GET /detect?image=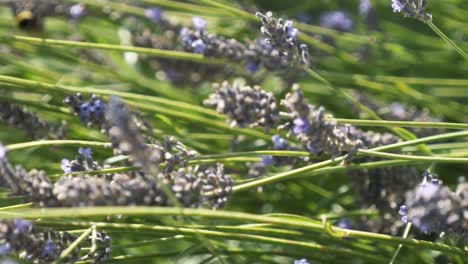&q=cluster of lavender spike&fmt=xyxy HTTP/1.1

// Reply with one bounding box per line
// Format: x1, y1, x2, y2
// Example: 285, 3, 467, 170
63, 94, 233, 208
0, 218, 110, 263
132, 10, 310, 84
9, 0, 86, 30
399, 172, 466, 237
0, 102, 67, 139
132, 11, 236, 85
0, 143, 231, 209
204, 81, 426, 233
391, 0, 432, 22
